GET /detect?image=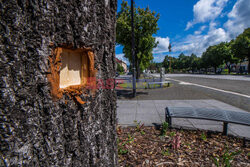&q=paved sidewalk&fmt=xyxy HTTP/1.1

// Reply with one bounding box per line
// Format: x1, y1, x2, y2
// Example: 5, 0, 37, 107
117, 99, 250, 139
